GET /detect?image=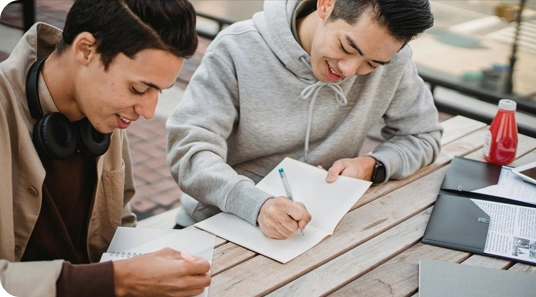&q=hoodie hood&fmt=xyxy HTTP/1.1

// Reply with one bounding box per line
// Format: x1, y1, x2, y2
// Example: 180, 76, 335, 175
253, 0, 317, 83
